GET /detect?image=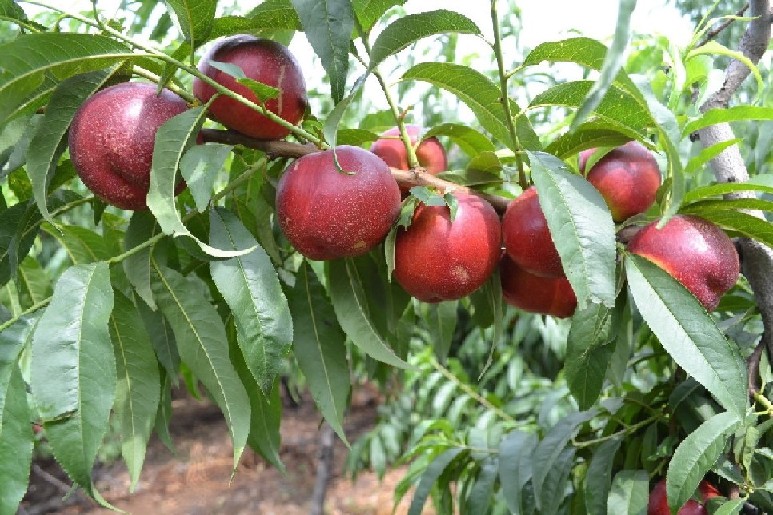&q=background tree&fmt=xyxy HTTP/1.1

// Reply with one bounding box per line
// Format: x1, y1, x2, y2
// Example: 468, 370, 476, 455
0, 0, 771, 513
